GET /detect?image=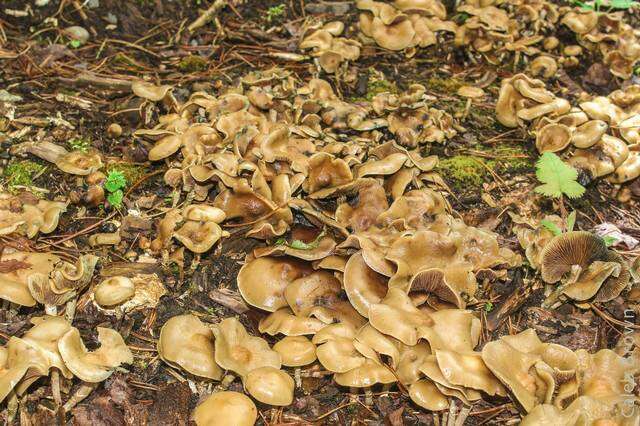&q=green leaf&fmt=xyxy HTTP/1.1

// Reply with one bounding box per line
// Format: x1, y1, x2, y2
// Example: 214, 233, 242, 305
603, 235, 617, 247
104, 170, 127, 192
540, 219, 562, 236
609, 0, 638, 9
278, 231, 325, 250
566, 210, 577, 232
69, 39, 82, 48
484, 301, 494, 312
535, 153, 586, 199
107, 189, 123, 207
